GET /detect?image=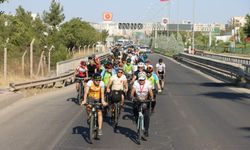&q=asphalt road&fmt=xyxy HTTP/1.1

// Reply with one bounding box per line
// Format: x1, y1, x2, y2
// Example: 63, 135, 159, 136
1, 53, 250, 150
